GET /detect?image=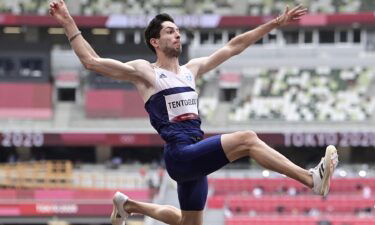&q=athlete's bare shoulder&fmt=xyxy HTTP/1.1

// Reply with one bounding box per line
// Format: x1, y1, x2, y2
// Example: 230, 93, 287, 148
184, 57, 207, 78
126, 59, 155, 81
127, 59, 153, 71
125, 59, 156, 101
